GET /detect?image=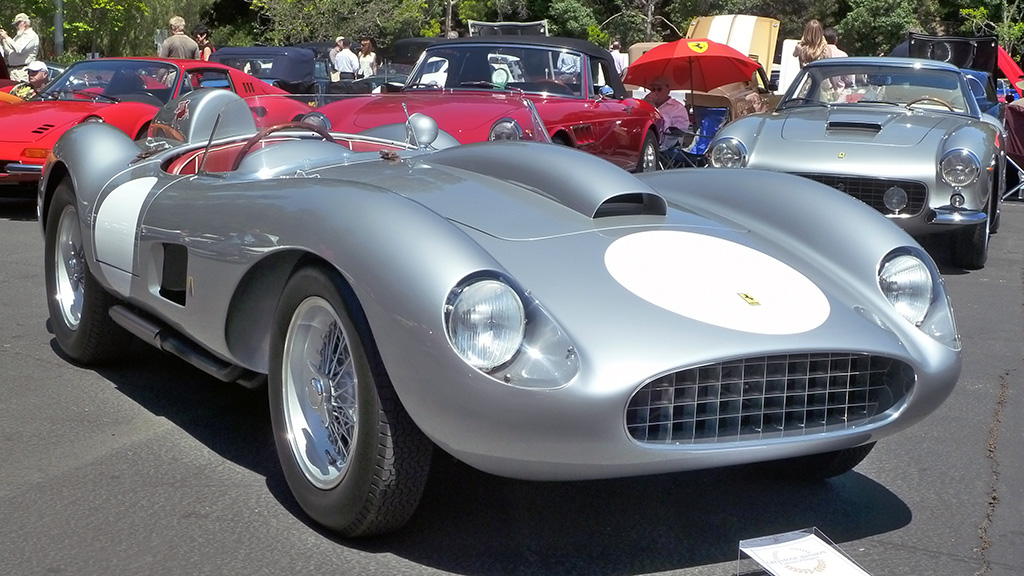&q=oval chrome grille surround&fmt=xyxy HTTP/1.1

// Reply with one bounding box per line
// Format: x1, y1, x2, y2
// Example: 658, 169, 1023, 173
626, 353, 914, 445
